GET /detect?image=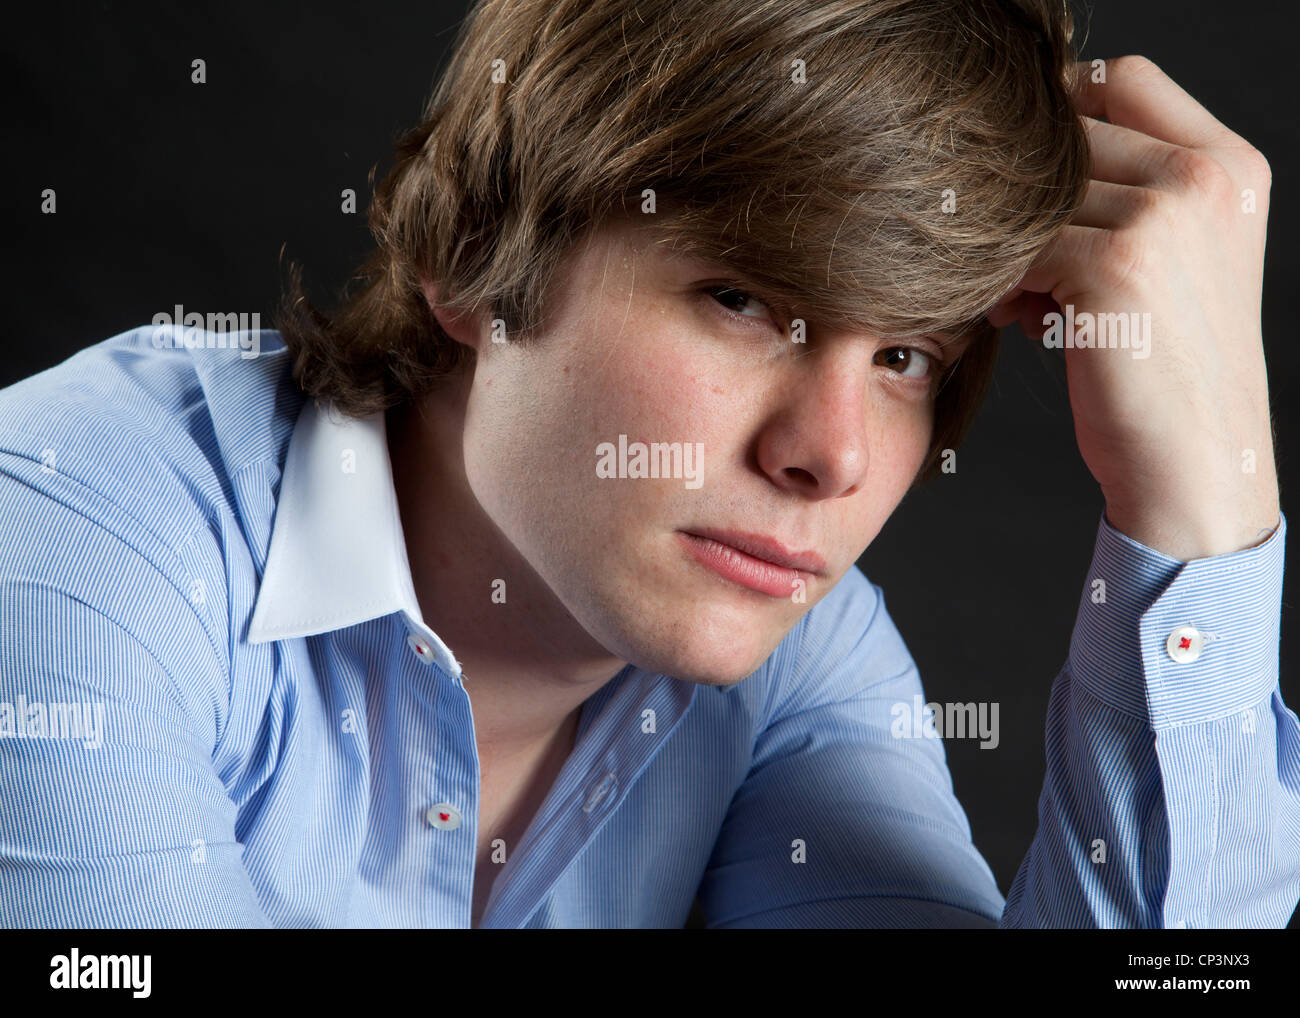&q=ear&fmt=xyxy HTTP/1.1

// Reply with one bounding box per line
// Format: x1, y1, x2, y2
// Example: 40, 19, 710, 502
419, 274, 486, 353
